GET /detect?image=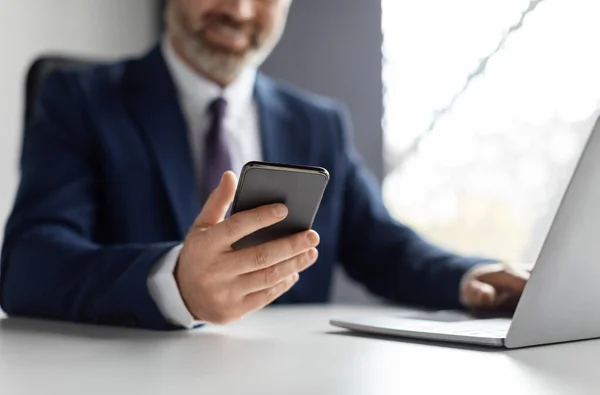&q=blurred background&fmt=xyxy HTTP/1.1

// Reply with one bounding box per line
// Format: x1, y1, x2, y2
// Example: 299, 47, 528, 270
1, 0, 598, 304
